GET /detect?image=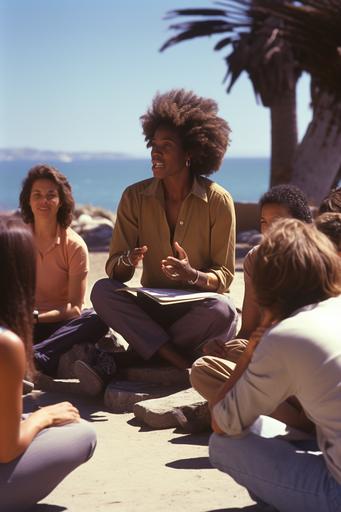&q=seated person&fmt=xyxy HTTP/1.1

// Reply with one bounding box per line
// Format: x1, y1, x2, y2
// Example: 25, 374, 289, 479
76, 89, 238, 395
0, 216, 96, 512
19, 164, 108, 377
197, 184, 312, 371
208, 218, 341, 511
315, 212, 341, 256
